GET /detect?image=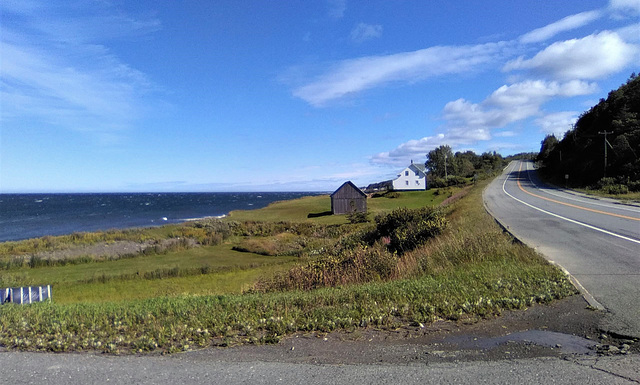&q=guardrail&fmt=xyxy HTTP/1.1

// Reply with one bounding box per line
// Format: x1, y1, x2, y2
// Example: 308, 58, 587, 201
1, 285, 51, 305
